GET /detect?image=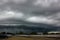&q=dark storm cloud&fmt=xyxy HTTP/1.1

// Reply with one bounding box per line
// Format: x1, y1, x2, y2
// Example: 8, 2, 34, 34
0, 0, 60, 26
